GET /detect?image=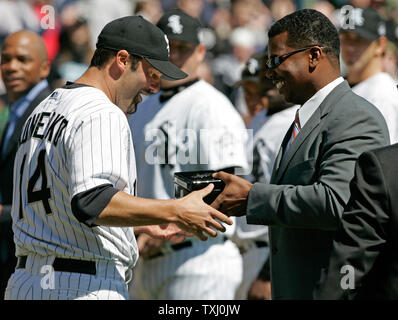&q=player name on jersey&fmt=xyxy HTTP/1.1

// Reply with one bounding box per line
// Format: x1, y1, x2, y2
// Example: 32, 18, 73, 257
19, 111, 68, 146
